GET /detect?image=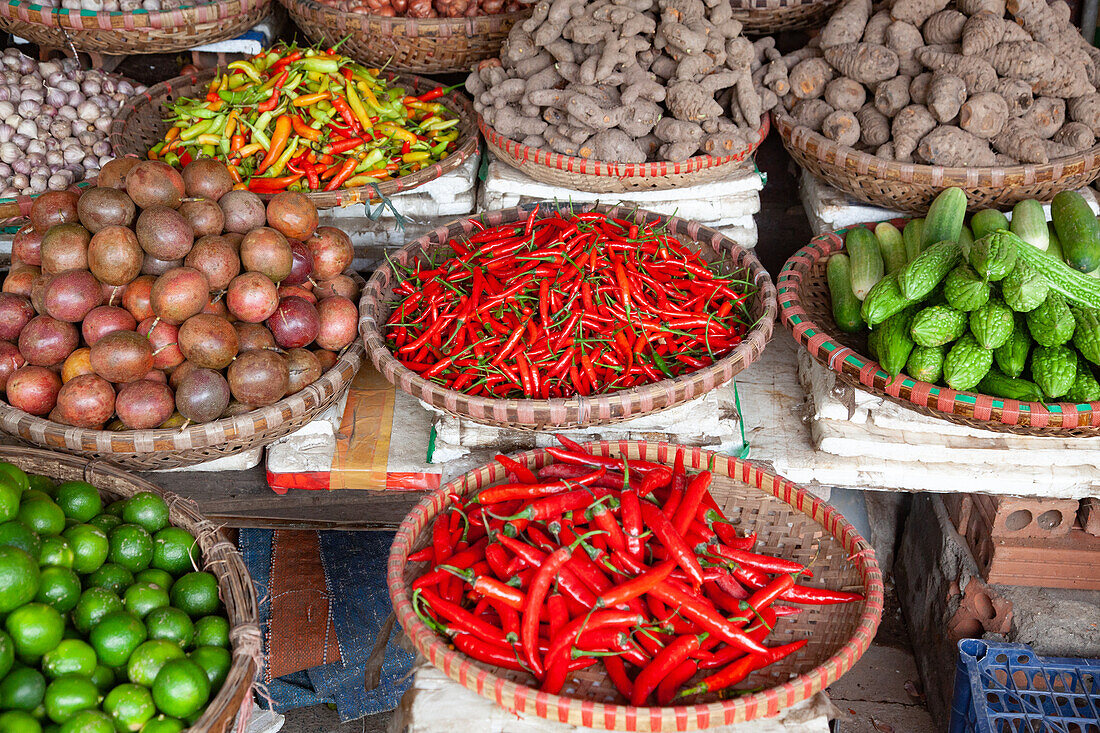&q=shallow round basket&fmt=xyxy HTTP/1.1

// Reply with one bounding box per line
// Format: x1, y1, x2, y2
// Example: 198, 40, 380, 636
388, 441, 885, 731
481, 115, 770, 194
779, 222, 1100, 436
0, 181, 92, 229
359, 202, 776, 429
730, 0, 840, 32
0, 445, 259, 732
279, 0, 528, 74
0, 0, 269, 54
0, 273, 365, 470
773, 109, 1100, 214
109, 68, 479, 208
